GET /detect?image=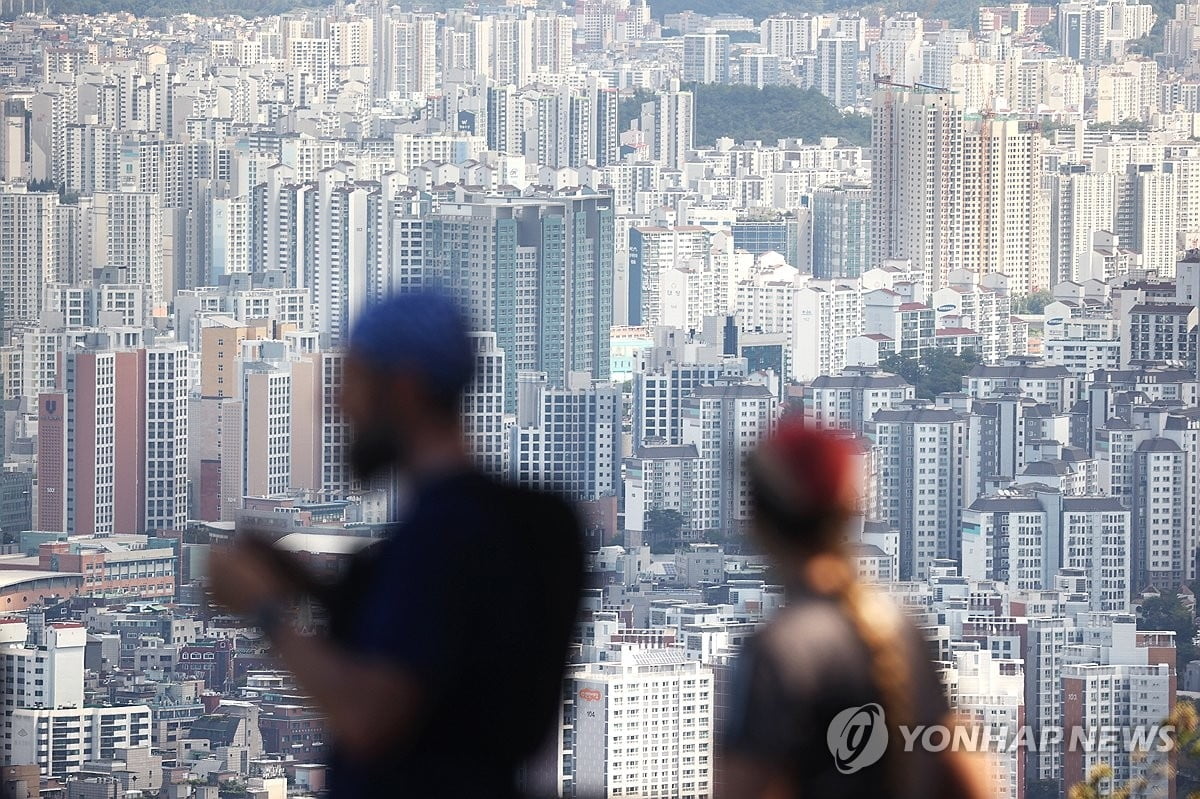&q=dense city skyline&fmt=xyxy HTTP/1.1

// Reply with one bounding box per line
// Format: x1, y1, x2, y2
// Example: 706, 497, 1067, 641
1, 0, 1200, 796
